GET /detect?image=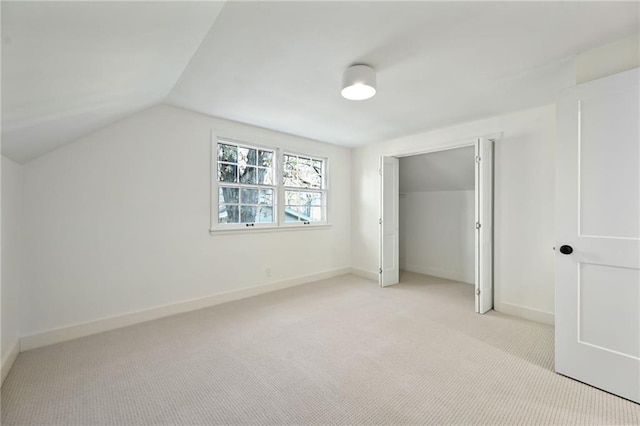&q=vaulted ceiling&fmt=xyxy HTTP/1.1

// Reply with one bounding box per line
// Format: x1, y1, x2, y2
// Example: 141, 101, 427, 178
2, 1, 639, 163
